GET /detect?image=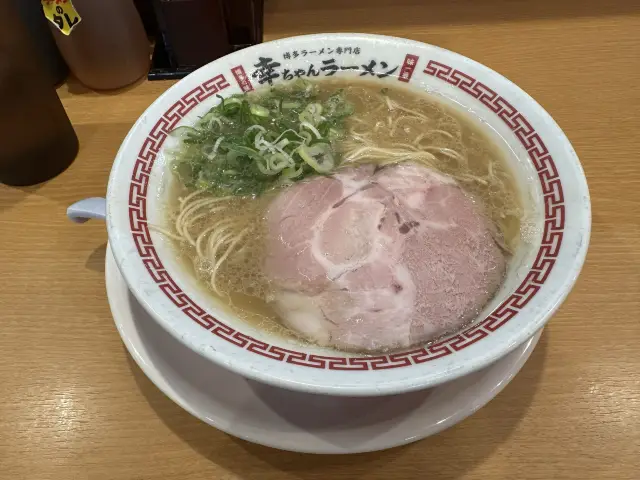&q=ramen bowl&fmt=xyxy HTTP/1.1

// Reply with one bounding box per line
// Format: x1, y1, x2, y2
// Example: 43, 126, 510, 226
104, 33, 590, 396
